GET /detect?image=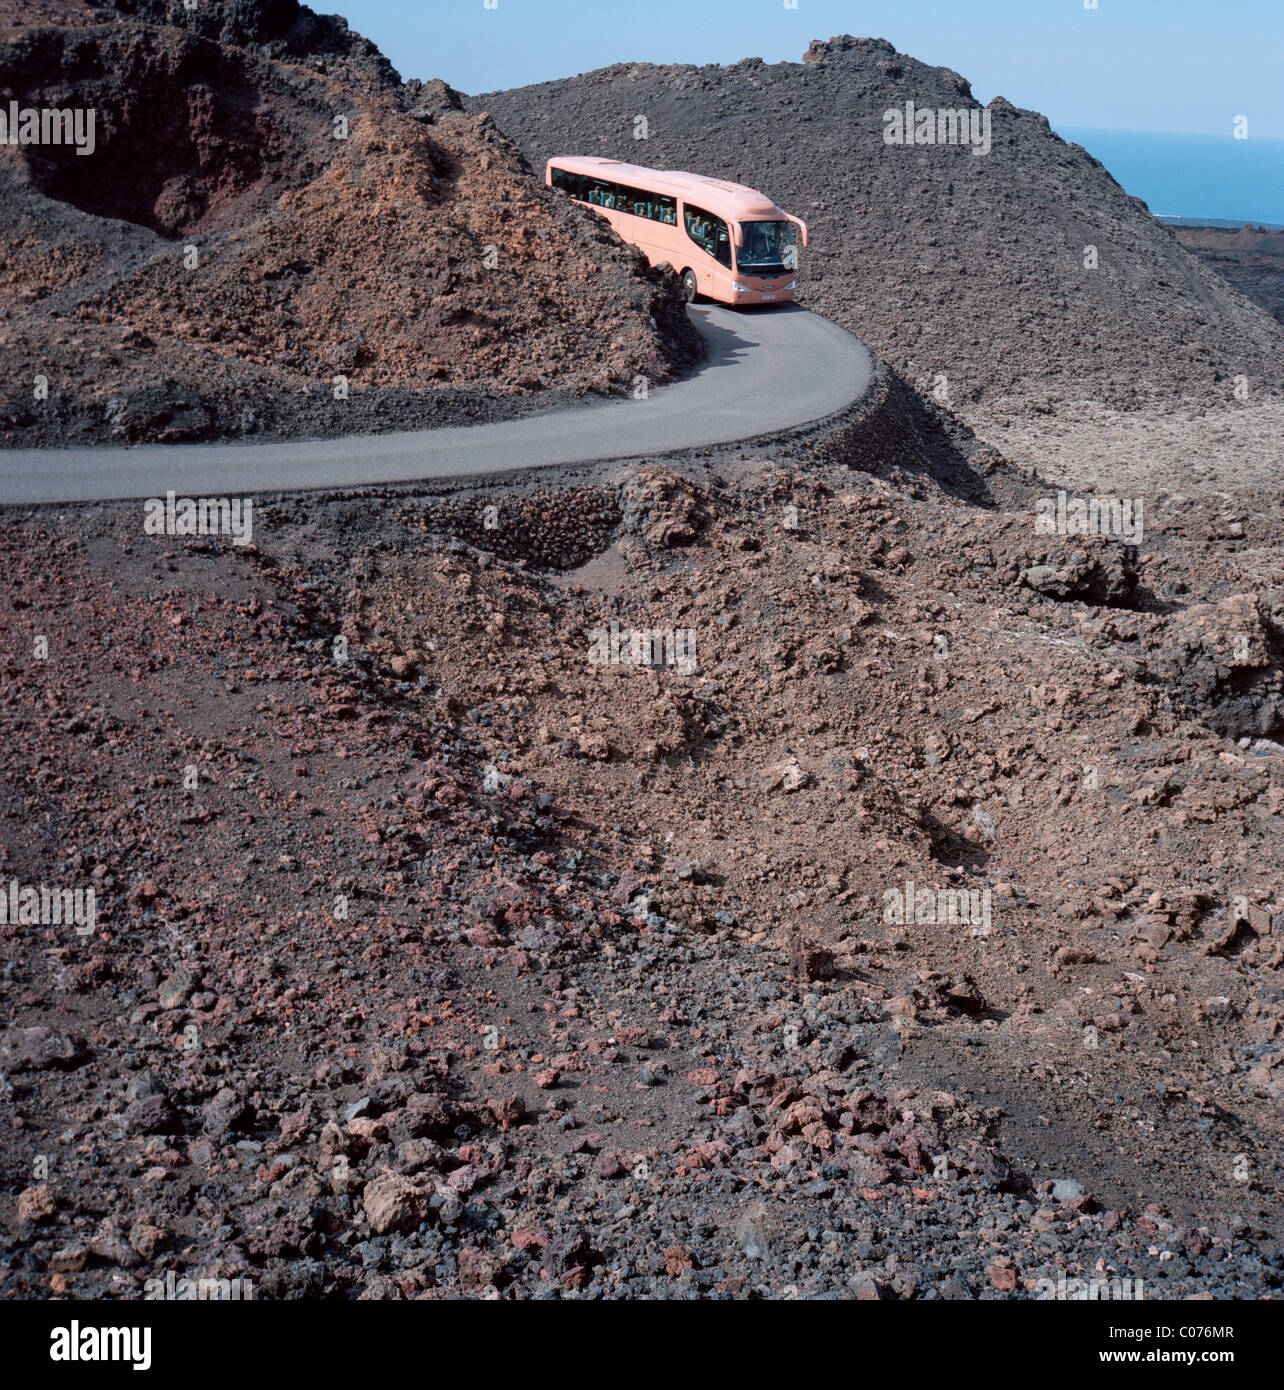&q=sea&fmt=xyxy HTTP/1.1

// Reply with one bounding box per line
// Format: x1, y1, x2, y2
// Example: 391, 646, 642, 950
1056, 126, 1284, 230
